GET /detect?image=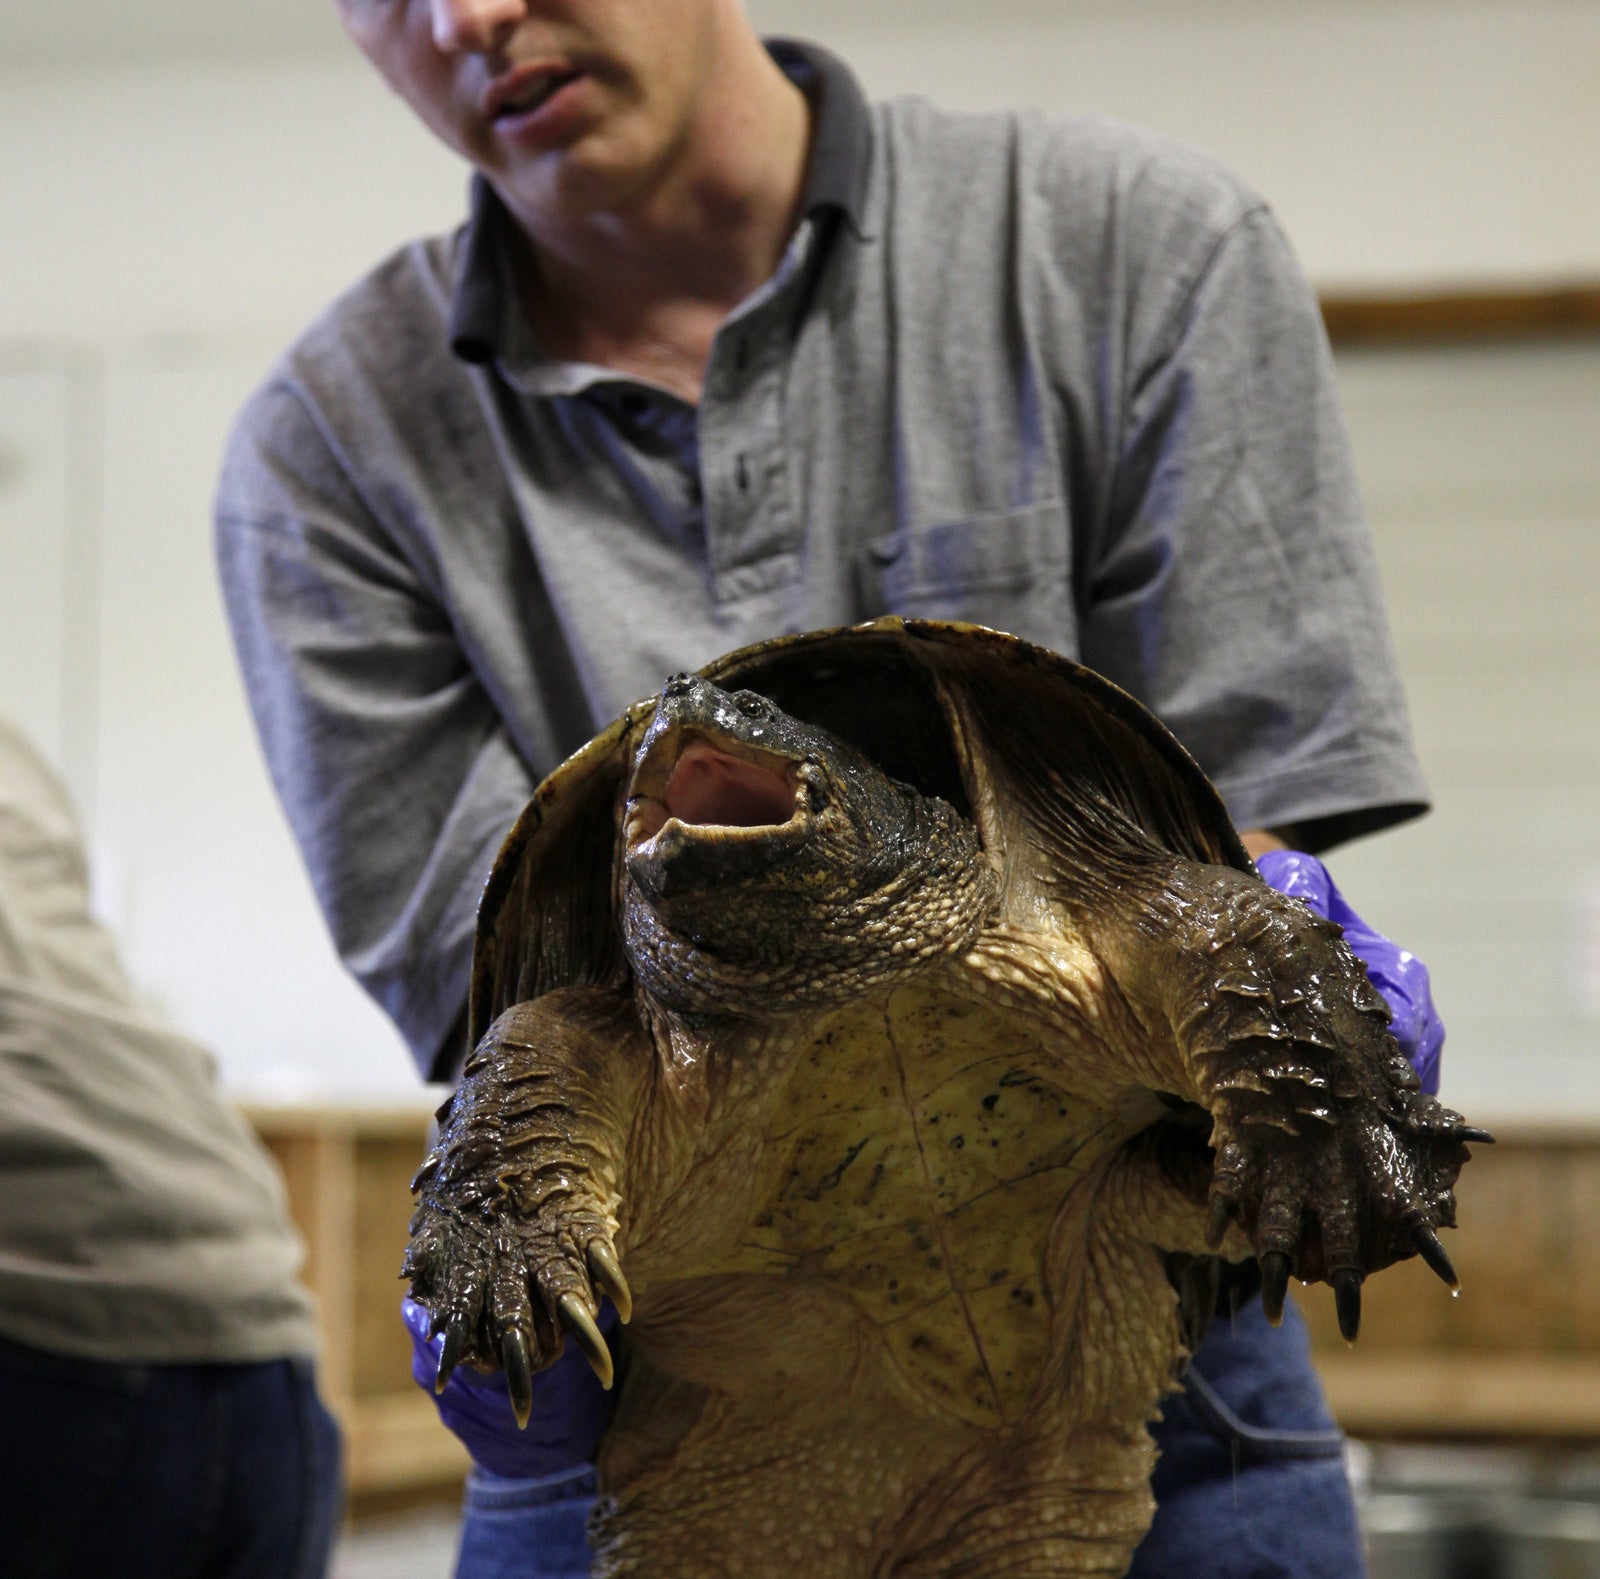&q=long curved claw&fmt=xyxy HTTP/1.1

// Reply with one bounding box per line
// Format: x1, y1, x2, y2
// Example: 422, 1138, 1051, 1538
558, 1294, 615, 1390
502, 1329, 534, 1429
1178, 1256, 1222, 1353
1260, 1251, 1292, 1326
1205, 1192, 1236, 1252
1411, 1222, 1459, 1290
1456, 1127, 1496, 1145
587, 1240, 633, 1324
1332, 1268, 1363, 1342
435, 1316, 469, 1395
